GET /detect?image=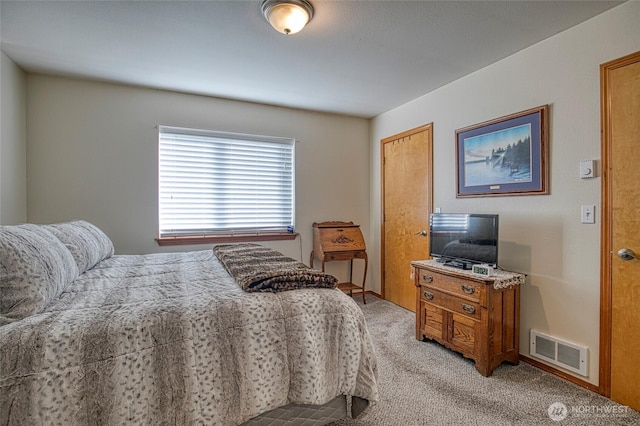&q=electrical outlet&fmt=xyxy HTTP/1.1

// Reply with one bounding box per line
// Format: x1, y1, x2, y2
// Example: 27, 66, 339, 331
581, 205, 595, 224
